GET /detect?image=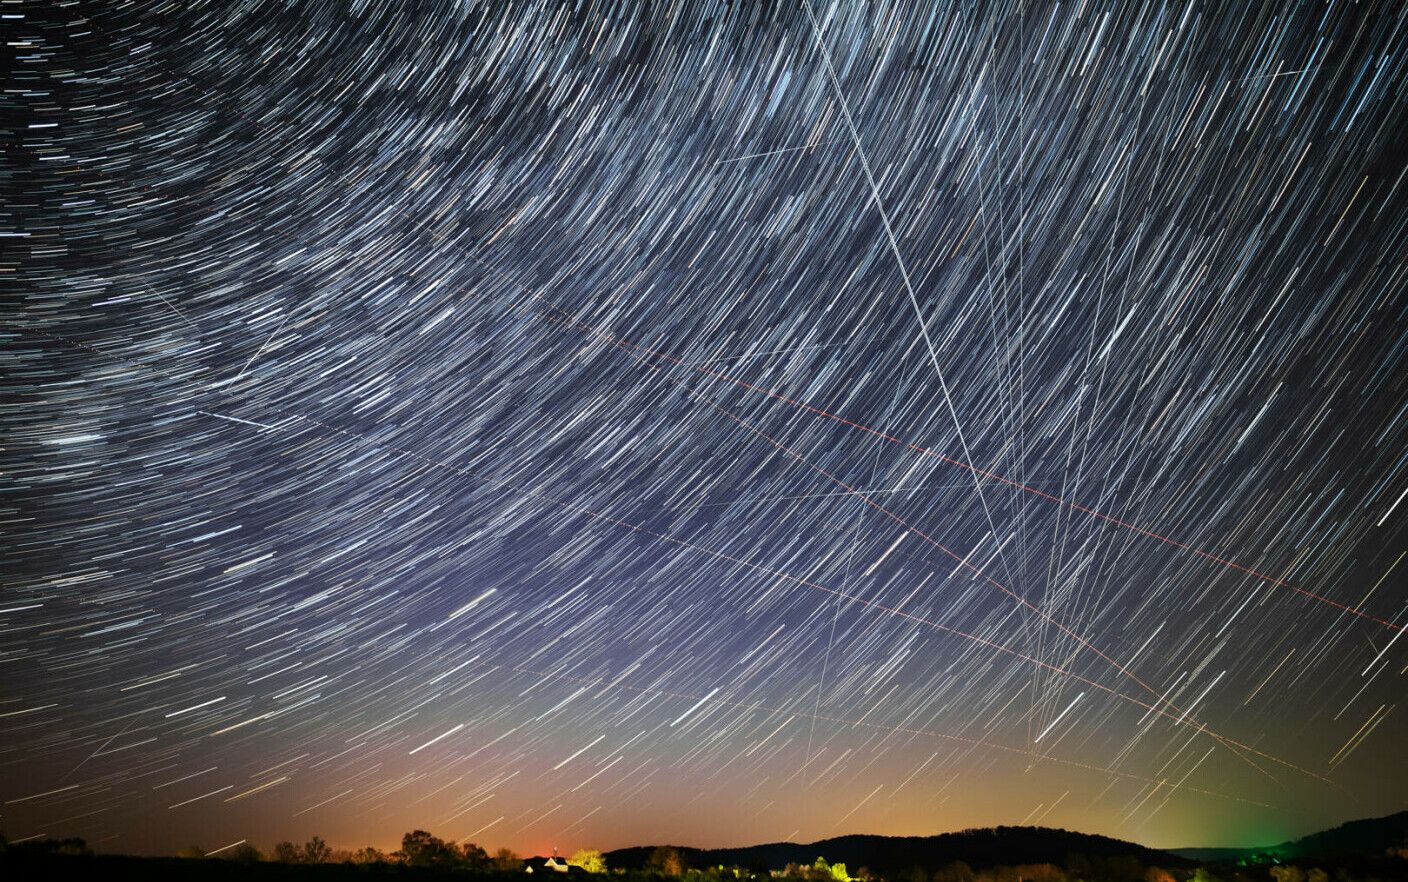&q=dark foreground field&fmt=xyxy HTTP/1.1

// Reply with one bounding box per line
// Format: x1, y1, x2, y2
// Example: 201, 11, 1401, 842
1, 852, 524, 881
4, 850, 1408, 882
6, 814, 1408, 882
